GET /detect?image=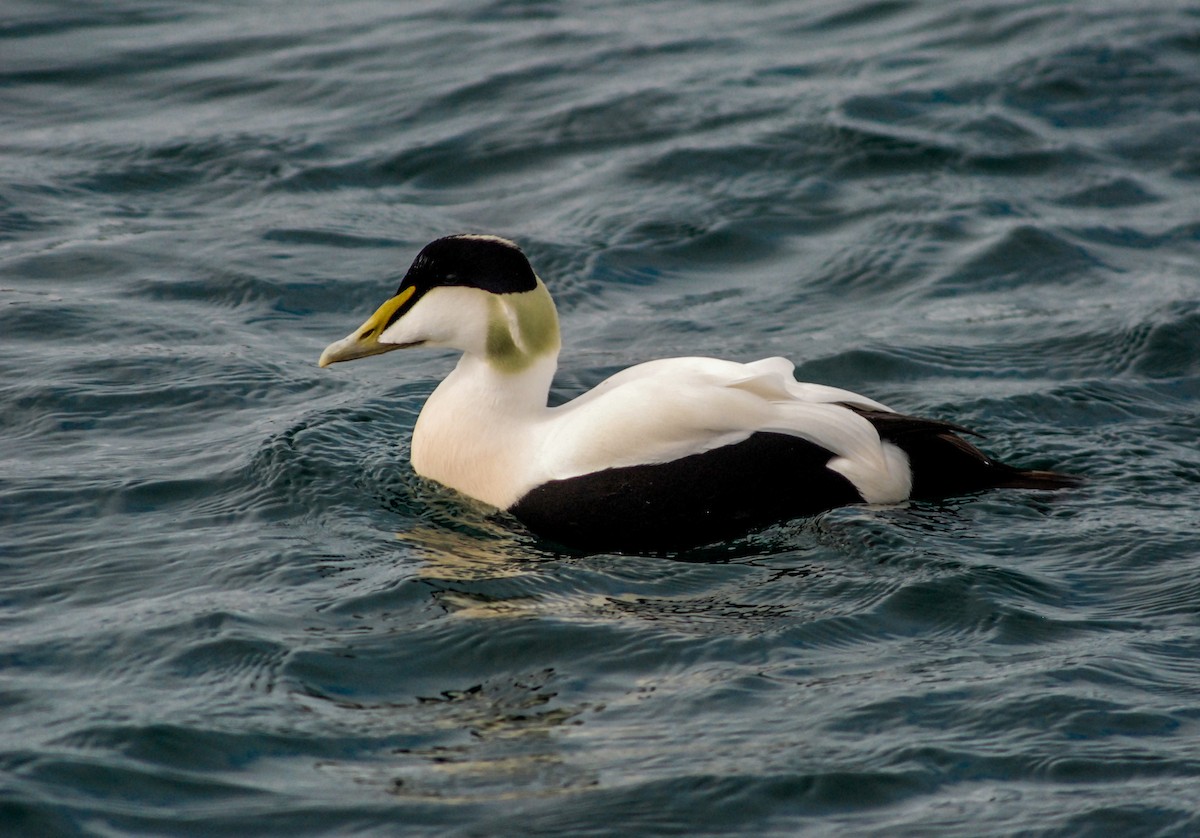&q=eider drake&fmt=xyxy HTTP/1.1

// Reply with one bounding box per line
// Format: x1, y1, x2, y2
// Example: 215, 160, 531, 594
319, 235, 1079, 552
